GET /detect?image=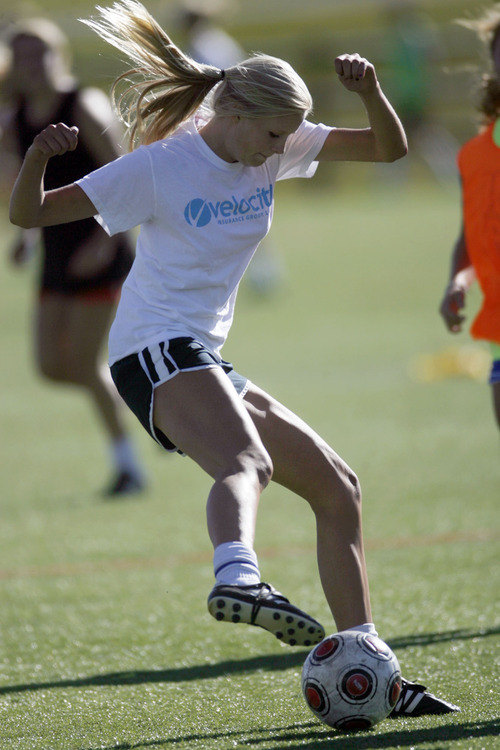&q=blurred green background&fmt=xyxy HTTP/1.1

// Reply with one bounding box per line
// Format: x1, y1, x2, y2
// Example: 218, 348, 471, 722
1, 2, 499, 748
0, 0, 487, 146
